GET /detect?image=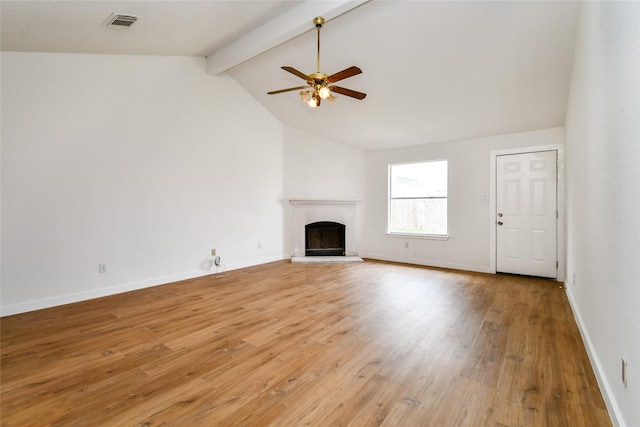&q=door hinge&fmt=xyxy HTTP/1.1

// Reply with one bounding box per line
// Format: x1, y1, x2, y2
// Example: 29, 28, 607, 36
556, 260, 559, 269
556, 210, 559, 219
